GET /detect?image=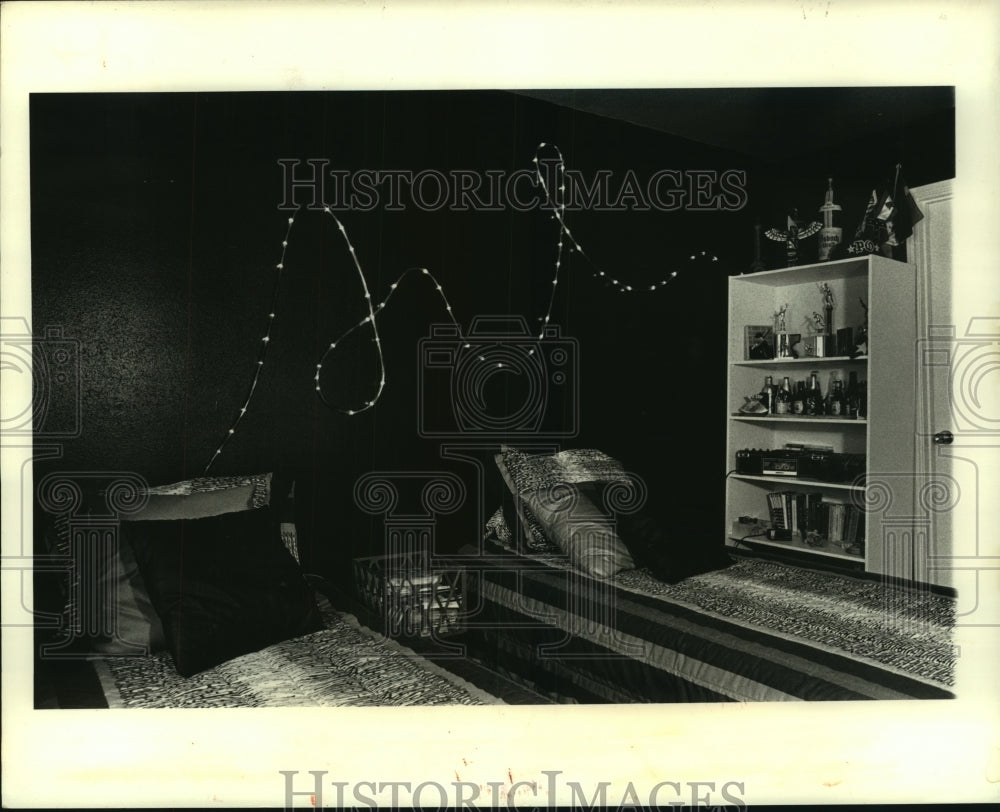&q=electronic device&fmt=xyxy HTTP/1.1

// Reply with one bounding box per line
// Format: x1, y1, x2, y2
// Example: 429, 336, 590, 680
735, 447, 866, 483
762, 450, 801, 476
